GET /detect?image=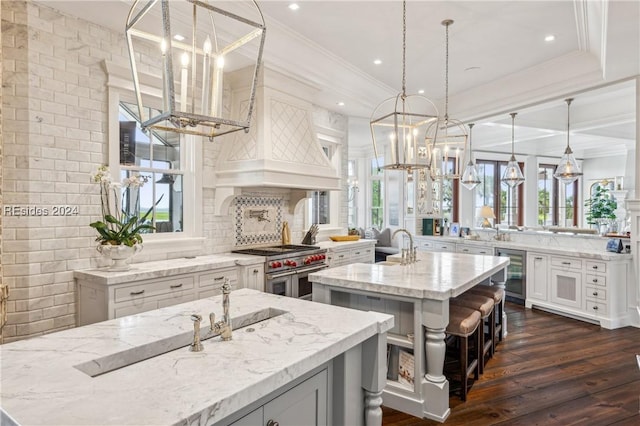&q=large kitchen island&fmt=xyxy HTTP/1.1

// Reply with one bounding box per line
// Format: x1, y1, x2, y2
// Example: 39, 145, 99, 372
310, 251, 510, 422
1, 289, 393, 426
